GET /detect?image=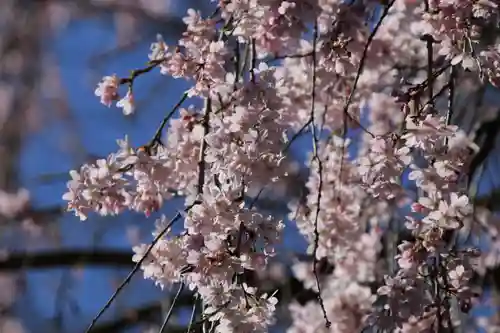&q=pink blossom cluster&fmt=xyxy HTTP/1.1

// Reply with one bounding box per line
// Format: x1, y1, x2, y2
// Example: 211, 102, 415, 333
95, 75, 136, 115
424, 0, 499, 74
63, 0, 500, 331
62, 128, 200, 220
